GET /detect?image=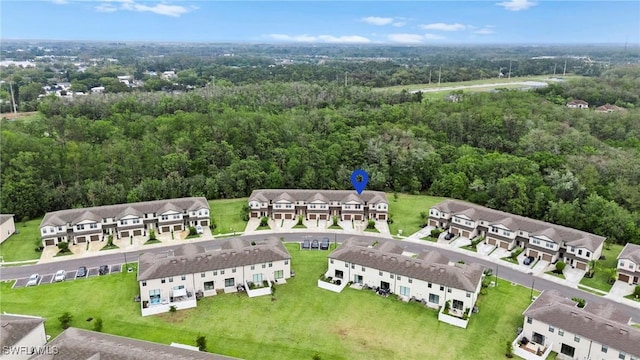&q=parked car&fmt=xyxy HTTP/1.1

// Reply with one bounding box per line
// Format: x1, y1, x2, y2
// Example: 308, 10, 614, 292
54, 270, 66, 282
302, 239, 310, 249
196, 225, 204, 234
320, 238, 330, 250
26, 274, 40, 287
444, 232, 455, 240
311, 239, 319, 249
76, 266, 87, 278
99, 265, 109, 275
523, 256, 534, 266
